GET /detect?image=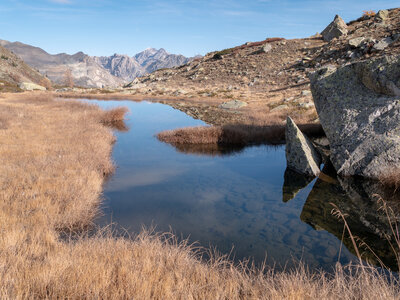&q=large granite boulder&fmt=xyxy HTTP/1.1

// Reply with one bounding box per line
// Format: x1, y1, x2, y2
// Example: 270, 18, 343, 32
285, 117, 321, 176
321, 15, 348, 42
309, 55, 400, 179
